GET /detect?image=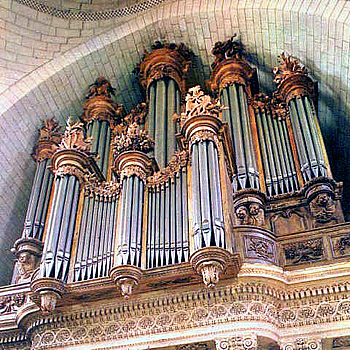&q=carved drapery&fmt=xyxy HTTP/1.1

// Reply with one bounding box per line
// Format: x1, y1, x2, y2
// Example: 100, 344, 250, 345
209, 37, 259, 191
